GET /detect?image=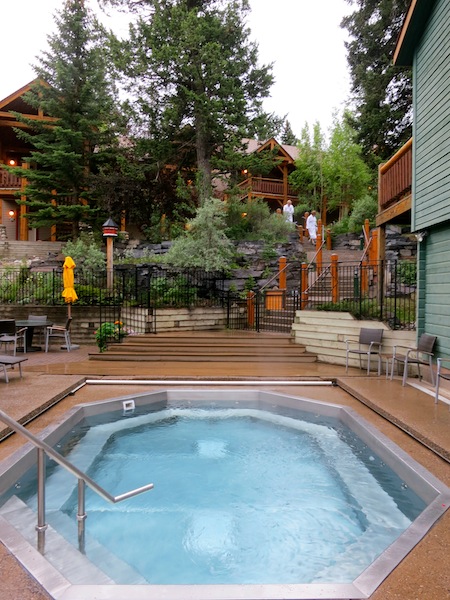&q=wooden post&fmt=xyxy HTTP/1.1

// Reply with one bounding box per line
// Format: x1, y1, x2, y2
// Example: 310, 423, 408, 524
19, 162, 29, 241
316, 229, 322, 275
279, 256, 287, 290
331, 254, 339, 303
361, 258, 369, 295
301, 262, 308, 309
370, 228, 379, 275
102, 218, 118, 291
326, 229, 332, 250
51, 192, 57, 242
106, 237, 114, 290
247, 291, 255, 327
